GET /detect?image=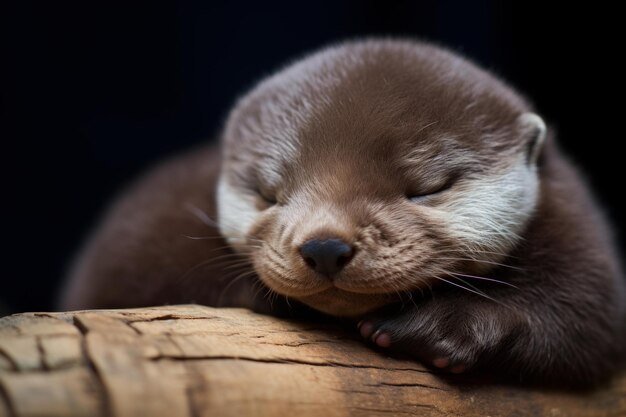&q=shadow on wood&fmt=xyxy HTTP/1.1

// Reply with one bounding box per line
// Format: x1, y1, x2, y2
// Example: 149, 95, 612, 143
0, 305, 624, 417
